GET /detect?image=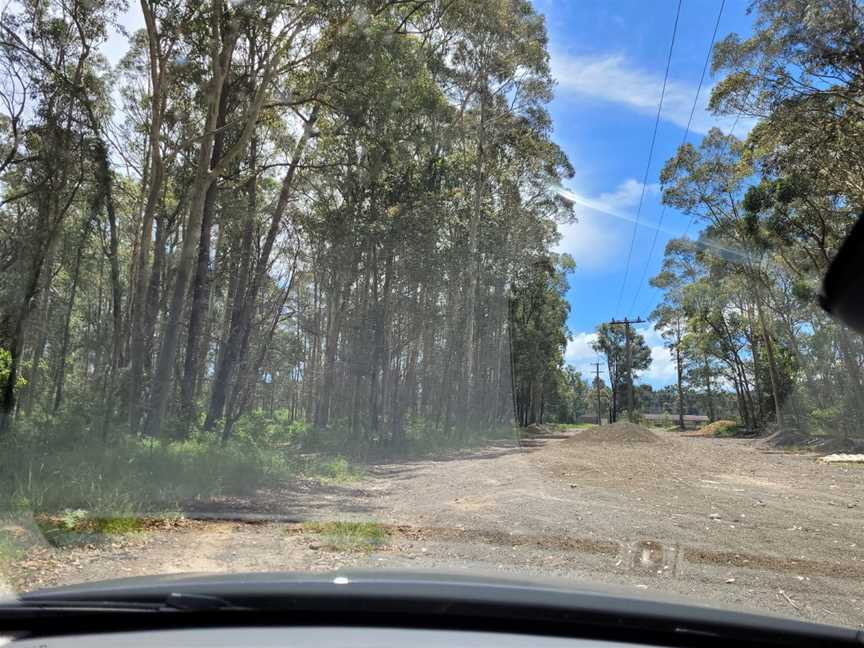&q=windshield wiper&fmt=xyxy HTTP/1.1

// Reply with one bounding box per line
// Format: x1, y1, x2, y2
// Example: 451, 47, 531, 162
1, 592, 241, 613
